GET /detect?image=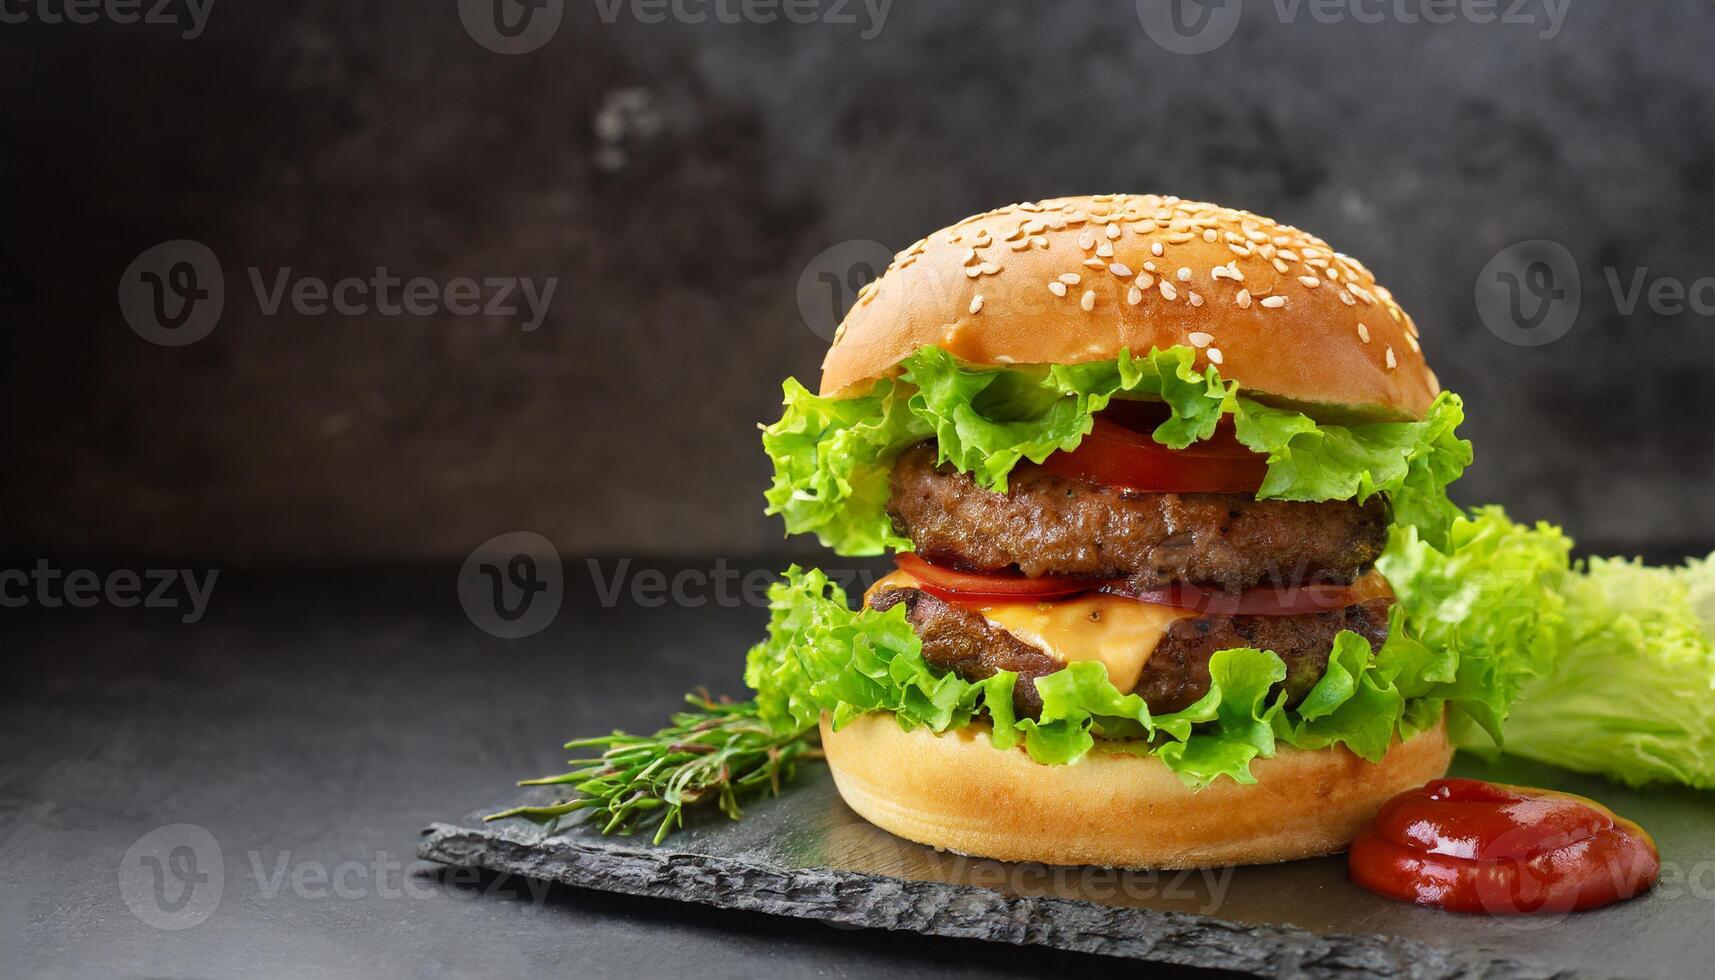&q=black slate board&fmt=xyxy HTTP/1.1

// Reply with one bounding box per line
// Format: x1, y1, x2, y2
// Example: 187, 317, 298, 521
420, 753, 1715, 979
